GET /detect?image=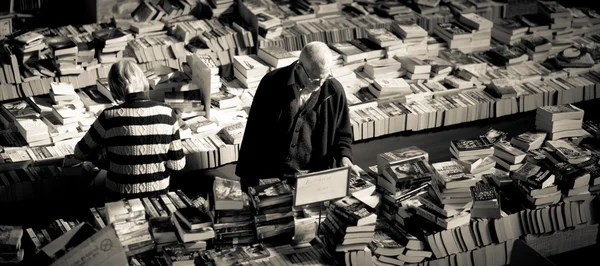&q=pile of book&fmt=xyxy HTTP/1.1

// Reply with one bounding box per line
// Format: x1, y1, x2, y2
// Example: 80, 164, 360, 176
188, 54, 222, 95
536, 104, 586, 140
45, 36, 81, 75
105, 198, 154, 256
232, 55, 270, 89
319, 196, 378, 260
92, 28, 131, 64
210, 177, 257, 246
0, 225, 24, 264
249, 180, 295, 242
469, 182, 501, 219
